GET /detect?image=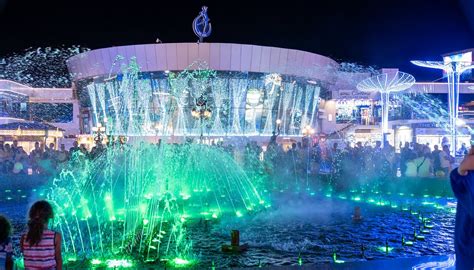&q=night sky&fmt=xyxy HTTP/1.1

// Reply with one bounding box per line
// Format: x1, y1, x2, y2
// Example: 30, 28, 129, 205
0, 0, 473, 81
